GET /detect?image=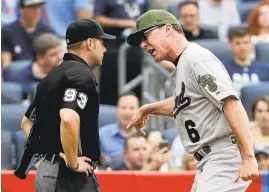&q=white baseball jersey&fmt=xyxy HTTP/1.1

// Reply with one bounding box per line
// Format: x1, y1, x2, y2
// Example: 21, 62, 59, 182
171, 42, 239, 154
